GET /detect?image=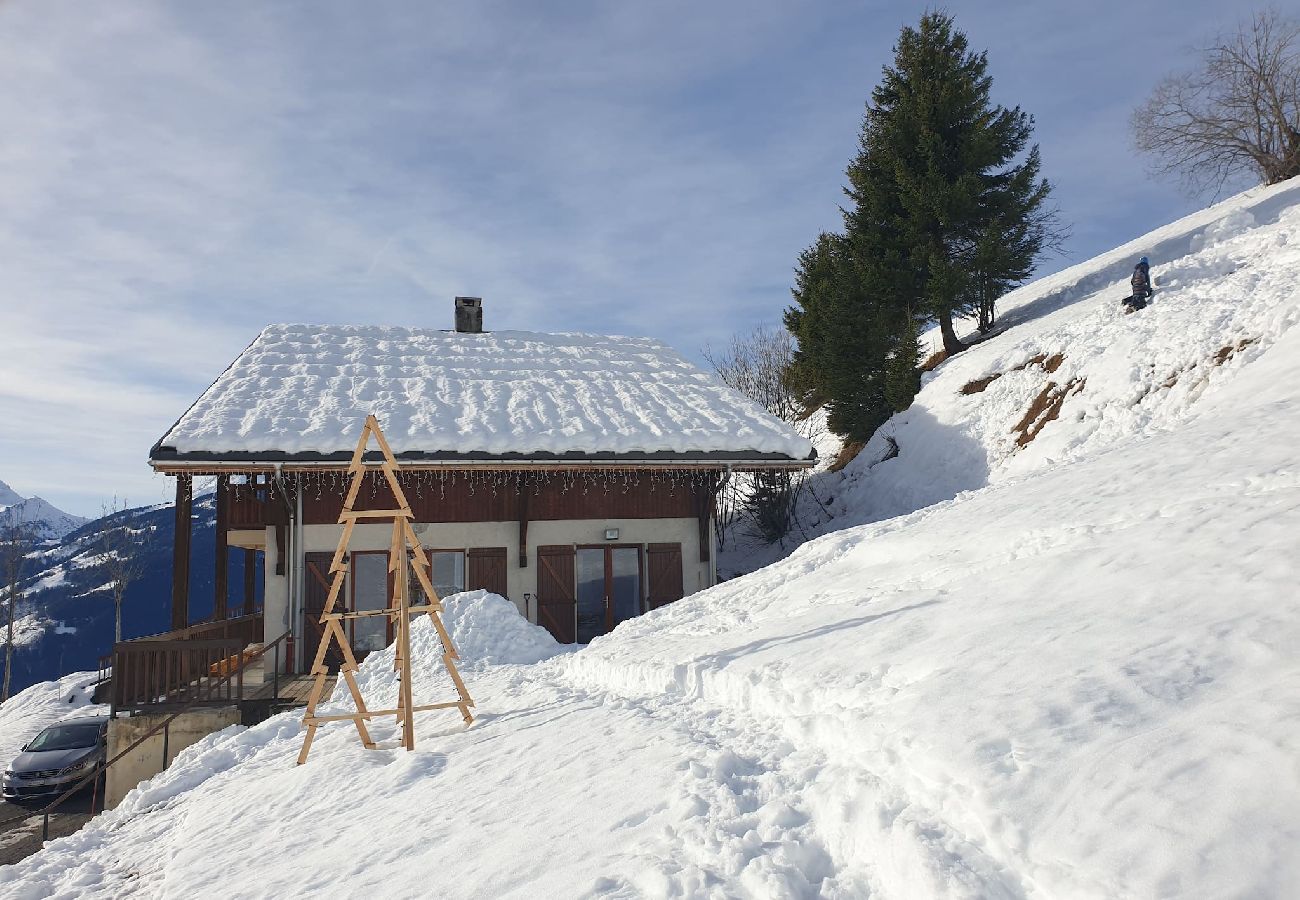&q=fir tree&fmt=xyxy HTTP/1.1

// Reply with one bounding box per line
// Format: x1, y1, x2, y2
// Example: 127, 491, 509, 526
884, 308, 922, 413
785, 12, 1058, 443
784, 233, 897, 442
869, 12, 1055, 355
